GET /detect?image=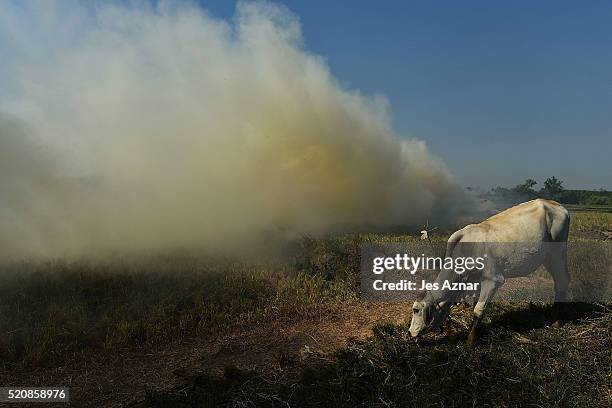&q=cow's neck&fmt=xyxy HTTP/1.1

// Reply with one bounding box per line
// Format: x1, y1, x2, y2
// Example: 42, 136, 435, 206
424, 268, 463, 306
